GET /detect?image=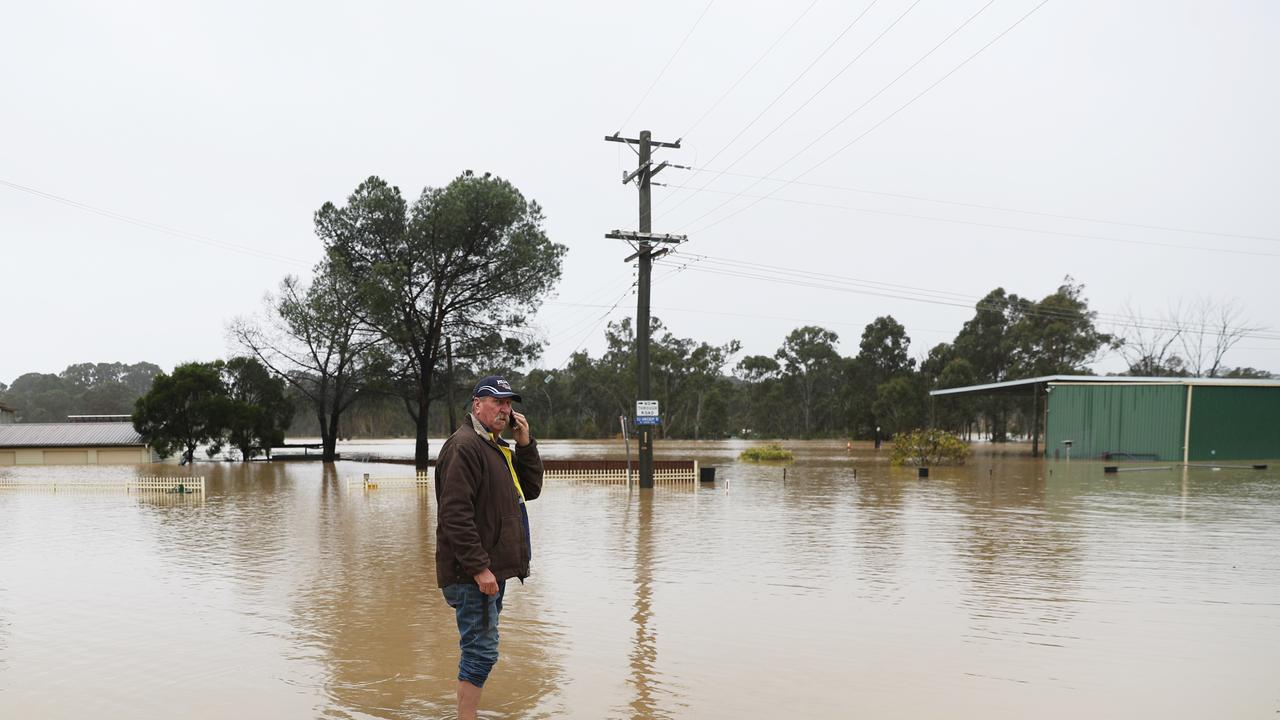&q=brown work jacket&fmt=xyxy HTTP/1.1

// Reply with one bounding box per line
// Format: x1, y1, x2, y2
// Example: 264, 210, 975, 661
434, 415, 543, 587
